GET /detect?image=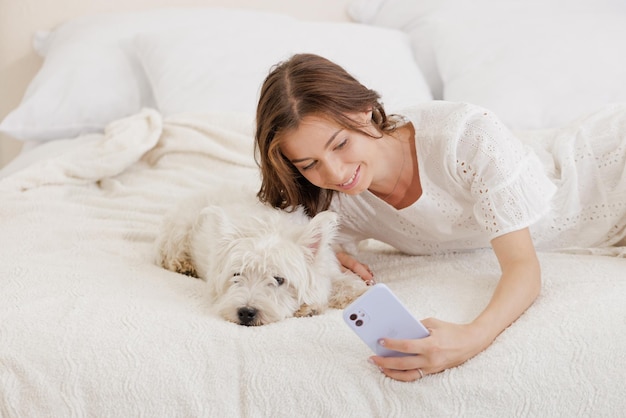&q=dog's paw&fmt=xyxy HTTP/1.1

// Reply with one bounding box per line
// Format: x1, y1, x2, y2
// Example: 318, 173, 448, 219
328, 272, 369, 309
328, 287, 368, 309
158, 253, 198, 278
294, 304, 326, 317
174, 260, 199, 278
